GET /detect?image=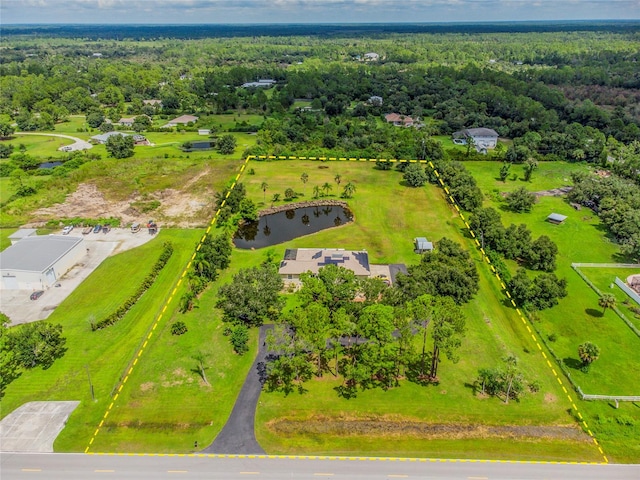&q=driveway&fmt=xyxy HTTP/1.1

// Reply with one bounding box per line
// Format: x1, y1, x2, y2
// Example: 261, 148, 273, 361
15, 132, 93, 152
0, 228, 156, 326
204, 325, 271, 454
